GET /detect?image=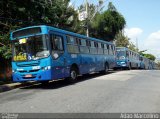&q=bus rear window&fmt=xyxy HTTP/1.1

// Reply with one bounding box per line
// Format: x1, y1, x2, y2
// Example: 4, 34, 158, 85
12, 27, 41, 39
